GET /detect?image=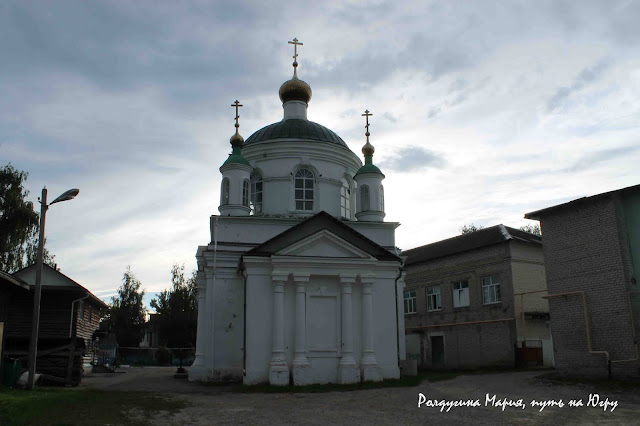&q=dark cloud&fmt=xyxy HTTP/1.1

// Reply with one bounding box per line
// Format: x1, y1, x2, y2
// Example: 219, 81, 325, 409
547, 59, 610, 111
565, 146, 639, 172
379, 146, 446, 172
